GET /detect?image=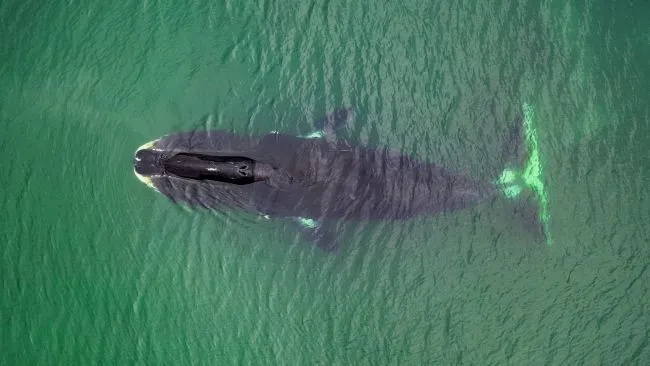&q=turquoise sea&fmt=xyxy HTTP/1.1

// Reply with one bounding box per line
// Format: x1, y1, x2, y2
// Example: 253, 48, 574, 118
1, 0, 649, 364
